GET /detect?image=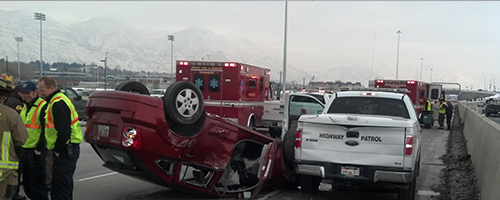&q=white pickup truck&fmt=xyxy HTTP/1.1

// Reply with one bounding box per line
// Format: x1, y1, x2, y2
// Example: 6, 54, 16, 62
282, 91, 421, 200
